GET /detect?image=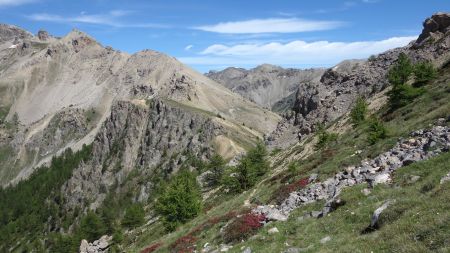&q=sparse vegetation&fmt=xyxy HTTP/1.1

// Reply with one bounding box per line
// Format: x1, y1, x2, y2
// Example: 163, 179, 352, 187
205, 153, 226, 187
350, 97, 368, 127
122, 203, 145, 229
367, 116, 388, 144
315, 124, 338, 150
413, 61, 437, 86
223, 142, 269, 193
